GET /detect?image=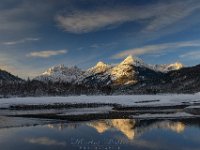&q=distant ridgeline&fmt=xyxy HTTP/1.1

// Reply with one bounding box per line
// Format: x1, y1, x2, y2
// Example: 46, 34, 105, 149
0, 56, 200, 97
0, 69, 22, 82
